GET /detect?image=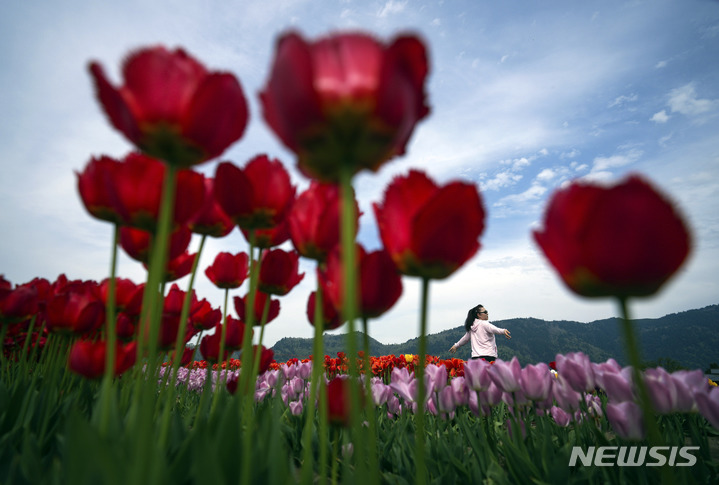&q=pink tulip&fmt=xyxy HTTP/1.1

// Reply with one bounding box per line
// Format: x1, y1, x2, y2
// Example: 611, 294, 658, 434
606, 401, 646, 440
488, 357, 522, 393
